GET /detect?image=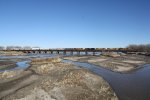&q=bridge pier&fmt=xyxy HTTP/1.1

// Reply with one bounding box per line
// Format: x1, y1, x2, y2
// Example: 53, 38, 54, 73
63, 51, 66, 55
93, 51, 95, 56
77, 51, 80, 56
85, 51, 88, 55
38, 51, 41, 54
70, 51, 73, 55
57, 51, 59, 54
